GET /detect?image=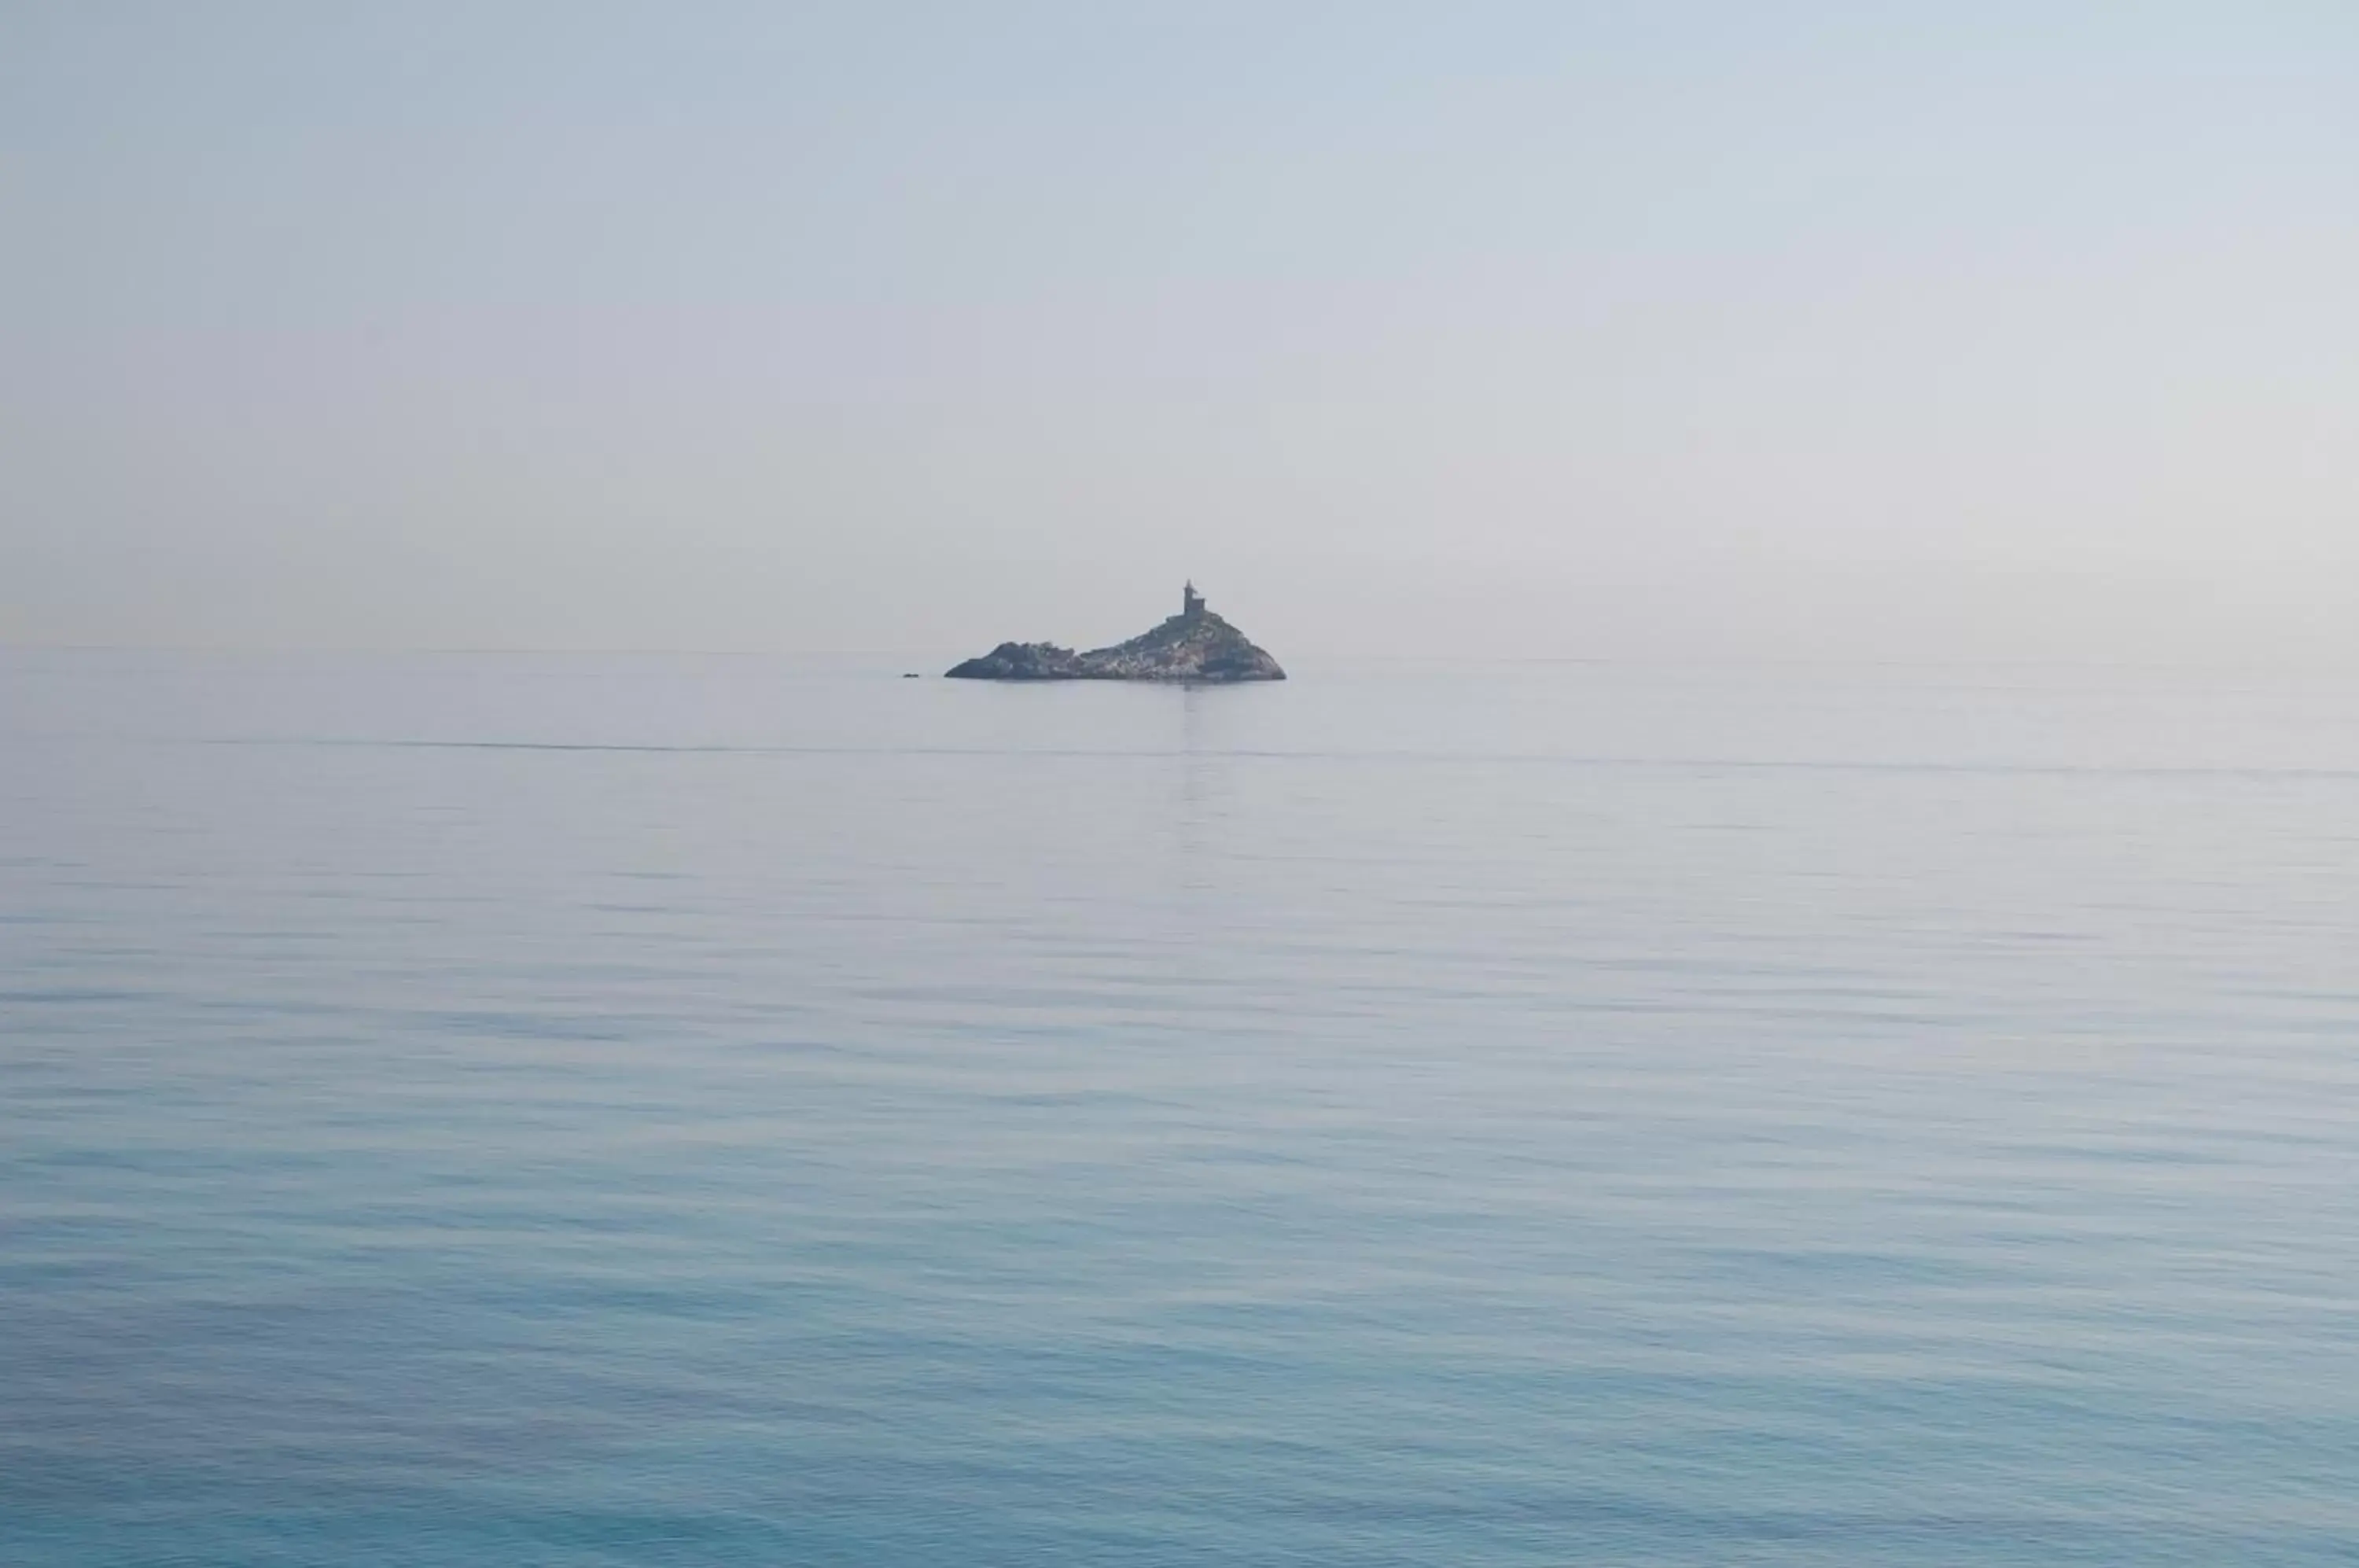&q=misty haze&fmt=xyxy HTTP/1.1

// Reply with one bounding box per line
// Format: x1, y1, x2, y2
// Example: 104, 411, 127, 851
6, 6, 2357, 1566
